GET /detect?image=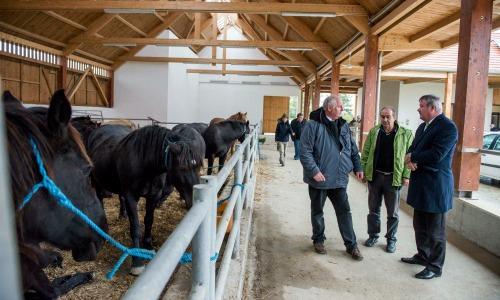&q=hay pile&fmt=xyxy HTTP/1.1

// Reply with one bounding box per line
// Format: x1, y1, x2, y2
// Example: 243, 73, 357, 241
44, 192, 187, 299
